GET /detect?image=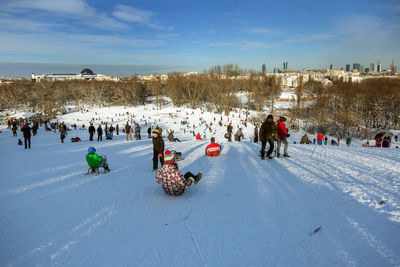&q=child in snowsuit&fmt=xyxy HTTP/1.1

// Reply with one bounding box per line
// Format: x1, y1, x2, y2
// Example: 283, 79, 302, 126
86, 147, 110, 173
155, 150, 202, 196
